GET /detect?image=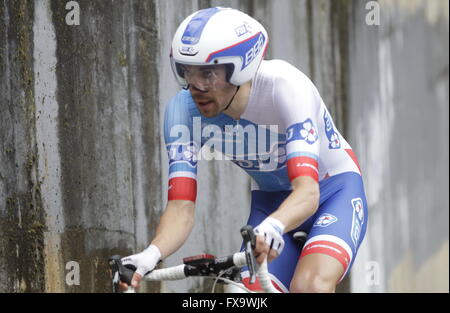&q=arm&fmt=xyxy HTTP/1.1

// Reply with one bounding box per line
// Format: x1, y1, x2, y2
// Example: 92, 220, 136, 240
120, 92, 198, 289
270, 176, 319, 233
151, 199, 195, 259
273, 64, 322, 232
254, 63, 322, 263
119, 200, 195, 290
156, 90, 199, 258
